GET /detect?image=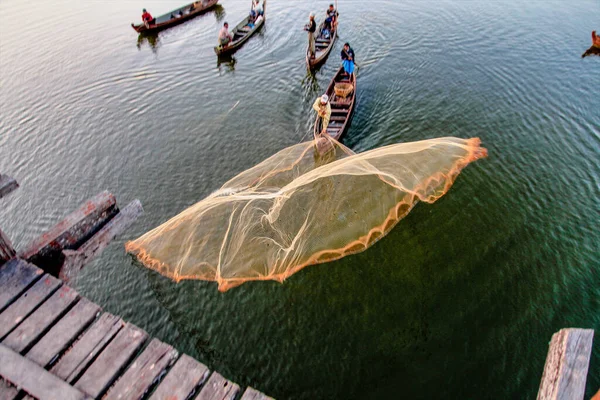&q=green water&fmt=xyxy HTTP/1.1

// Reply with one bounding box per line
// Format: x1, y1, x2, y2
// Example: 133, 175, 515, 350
0, 0, 599, 398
